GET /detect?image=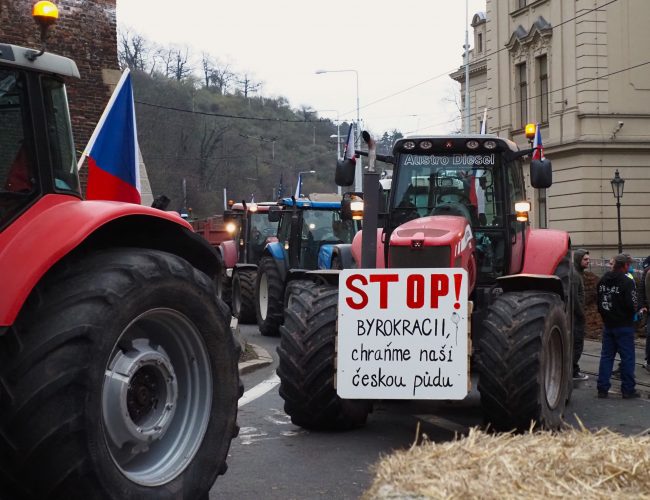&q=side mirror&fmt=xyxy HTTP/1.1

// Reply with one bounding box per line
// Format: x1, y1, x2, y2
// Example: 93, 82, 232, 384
341, 192, 363, 221
335, 158, 356, 187
267, 206, 282, 222
530, 159, 552, 188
